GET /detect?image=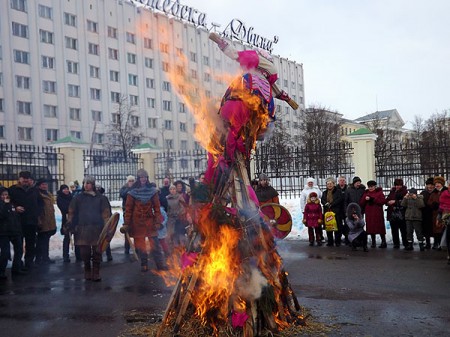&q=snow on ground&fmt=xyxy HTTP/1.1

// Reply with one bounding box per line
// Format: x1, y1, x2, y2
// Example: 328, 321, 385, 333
49, 198, 394, 259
